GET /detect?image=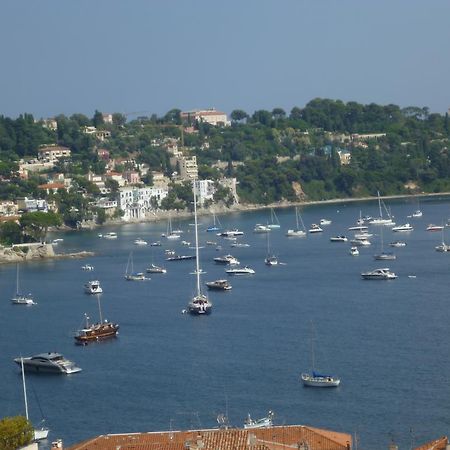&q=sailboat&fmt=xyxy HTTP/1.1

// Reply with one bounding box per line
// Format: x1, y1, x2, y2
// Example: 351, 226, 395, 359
146, 249, 167, 273
435, 227, 450, 252
206, 211, 222, 232
264, 231, 278, 266
408, 197, 423, 218
301, 324, 340, 387
285, 207, 306, 237
124, 252, 146, 281
267, 208, 281, 229
11, 264, 36, 305
187, 181, 212, 315
74, 295, 119, 344
374, 227, 396, 260
20, 357, 50, 441
163, 216, 181, 240
369, 191, 395, 226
